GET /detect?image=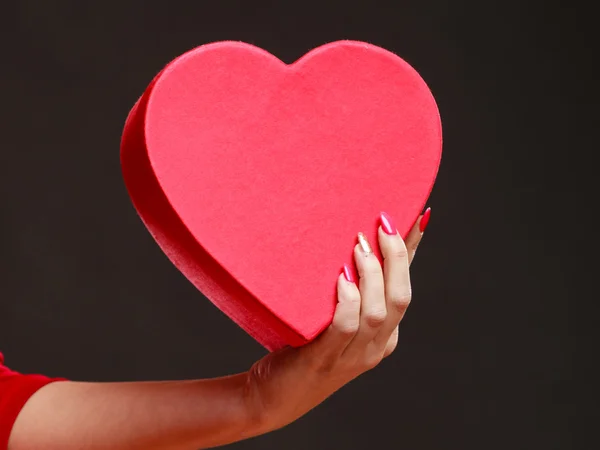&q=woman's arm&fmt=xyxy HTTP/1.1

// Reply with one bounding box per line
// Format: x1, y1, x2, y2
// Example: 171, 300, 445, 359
9, 374, 260, 450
